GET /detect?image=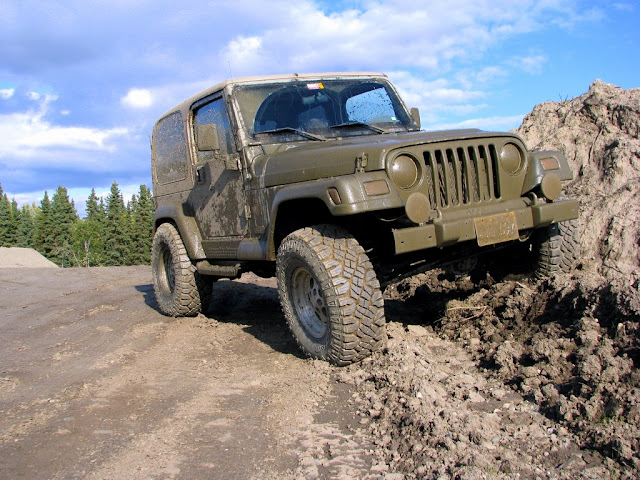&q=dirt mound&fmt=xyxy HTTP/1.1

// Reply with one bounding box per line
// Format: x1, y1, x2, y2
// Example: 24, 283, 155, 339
0, 247, 59, 268
337, 82, 640, 479
517, 79, 640, 284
